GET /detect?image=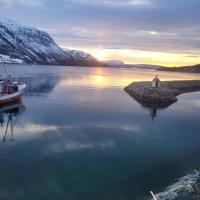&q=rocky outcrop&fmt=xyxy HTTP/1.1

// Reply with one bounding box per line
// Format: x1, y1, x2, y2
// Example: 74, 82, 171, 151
125, 80, 200, 107
151, 170, 200, 200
